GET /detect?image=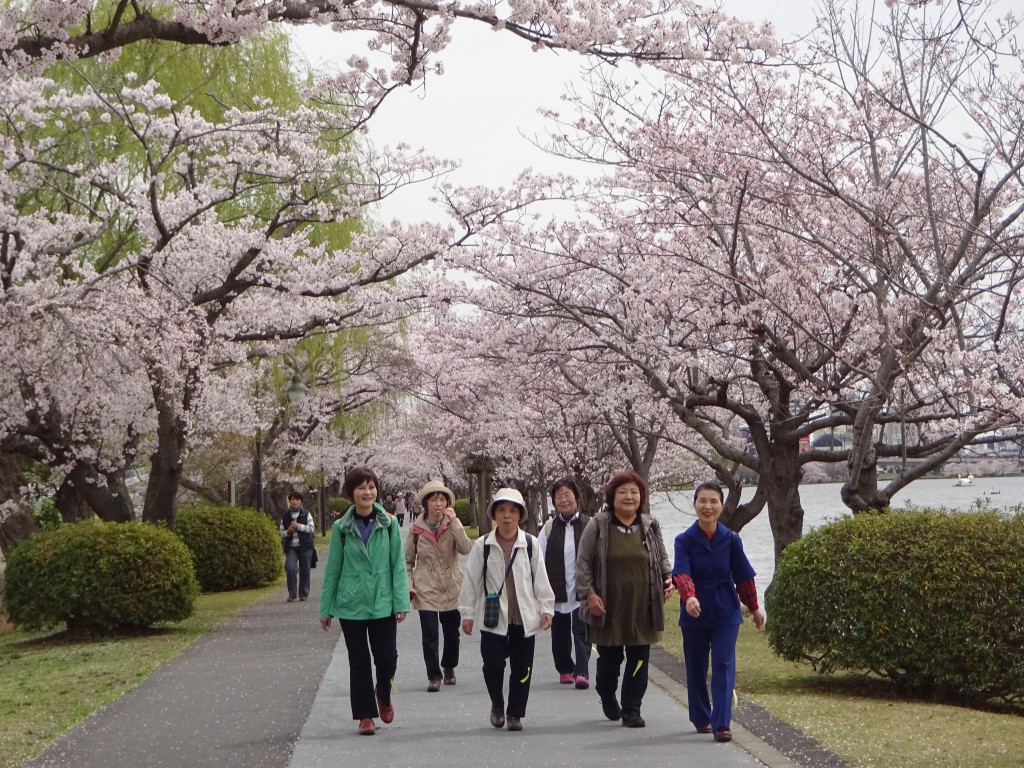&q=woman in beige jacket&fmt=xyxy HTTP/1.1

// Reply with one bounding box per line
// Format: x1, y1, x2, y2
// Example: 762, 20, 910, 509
405, 479, 473, 691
